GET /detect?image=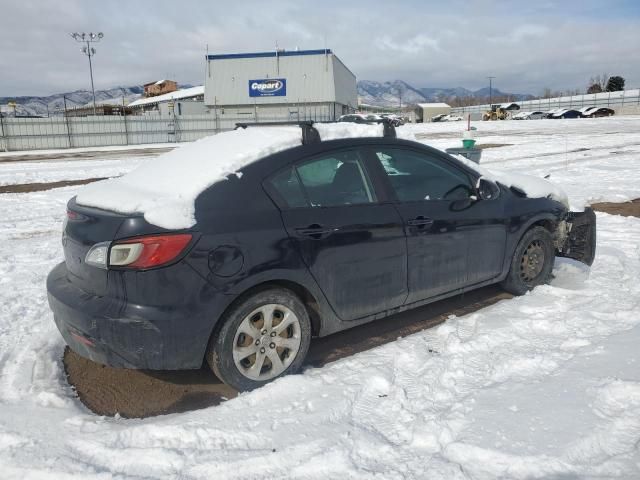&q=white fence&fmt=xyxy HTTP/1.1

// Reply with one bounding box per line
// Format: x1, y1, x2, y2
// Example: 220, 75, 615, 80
450, 89, 640, 119
0, 110, 335, 152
